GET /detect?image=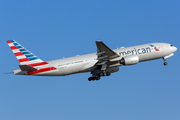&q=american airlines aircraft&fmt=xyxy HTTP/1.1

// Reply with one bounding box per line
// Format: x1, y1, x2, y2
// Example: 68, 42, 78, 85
7, 40, 177, 81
